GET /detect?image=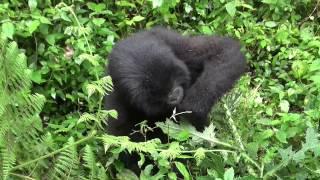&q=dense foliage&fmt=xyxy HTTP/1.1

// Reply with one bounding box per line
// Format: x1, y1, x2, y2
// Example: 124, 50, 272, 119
0, 0, 320, 179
